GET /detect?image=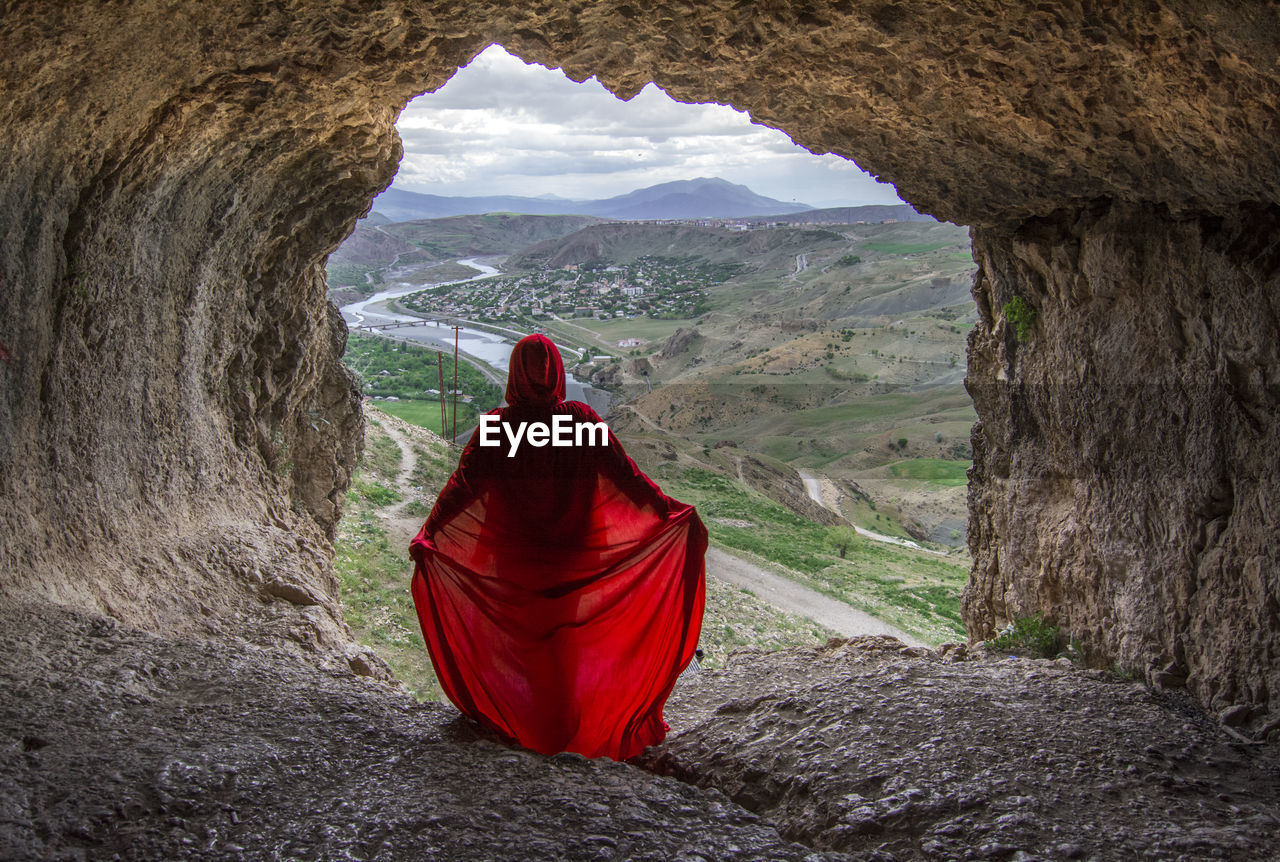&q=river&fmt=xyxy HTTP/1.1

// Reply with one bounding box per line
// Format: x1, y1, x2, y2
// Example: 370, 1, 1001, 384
338, 258, 603, 409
